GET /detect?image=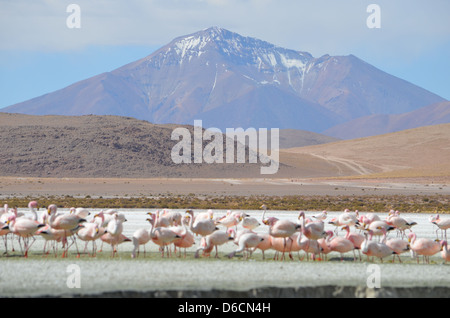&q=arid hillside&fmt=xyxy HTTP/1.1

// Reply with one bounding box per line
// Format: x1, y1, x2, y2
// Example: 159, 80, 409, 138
280, 123, 450, 178
0, 113, 273, 178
